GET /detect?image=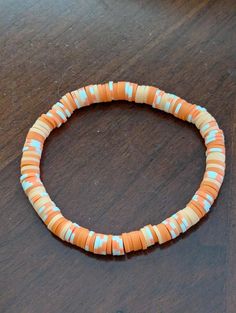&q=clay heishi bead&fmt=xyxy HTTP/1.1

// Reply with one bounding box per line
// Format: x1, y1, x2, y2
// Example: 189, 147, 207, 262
145, 86, 157, 105
59, 221, 73, 241
112, 236, 124, 256
138, 230, 147, 250
20, 82, 225, 255
105, 82, 113, 101
106, 234, 113, 255
88, 233, 96, 253
135, 85, 146, 103
162, 217, 181, 239
148, 225, 158, 243
64, 223, 77, 243
183, 207, 200, 226
172, 211, 190, 233
129, 231, 143, 251
140, 225, 155, 247
50, 217, 65, 235
122, 233, 132, 253
117, 82, 126, 100
127, 232, 134, 252
94, 234, 108, 255
68, 223, 79, 244
152, 89, 165, 109
124, 82, 134, 102
153, 224, 171, 244
84, 231, 95, 252
71, 88, 89, 108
